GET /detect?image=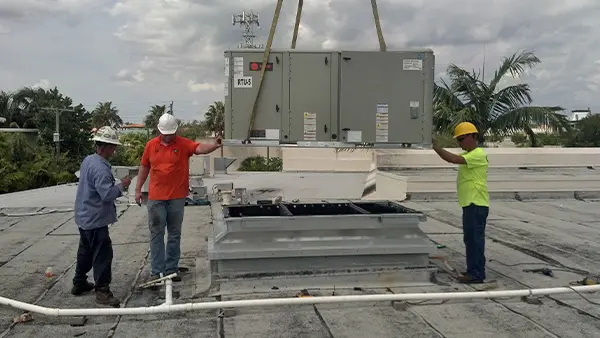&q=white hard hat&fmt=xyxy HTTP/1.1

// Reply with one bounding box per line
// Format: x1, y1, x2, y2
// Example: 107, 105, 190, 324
157, 113, 178, 135
92, 126, 121, 145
